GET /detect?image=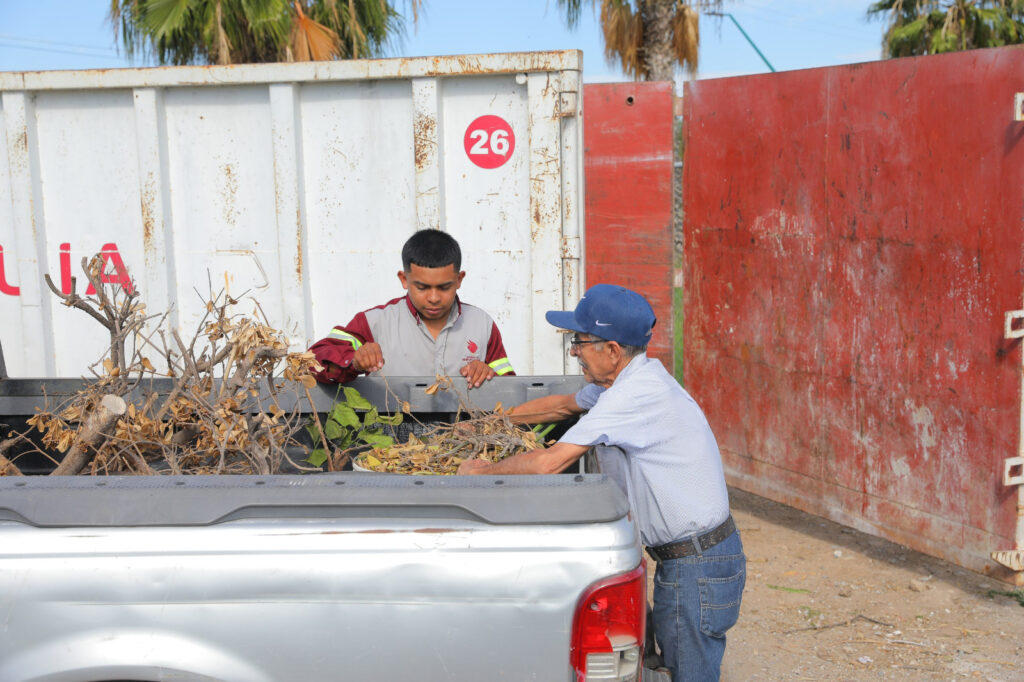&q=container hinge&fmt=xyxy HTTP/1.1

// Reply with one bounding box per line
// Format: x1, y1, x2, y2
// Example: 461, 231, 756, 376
561, 235, 581, 259
559, 91, 578, 118
1005, 309, 1024, 339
